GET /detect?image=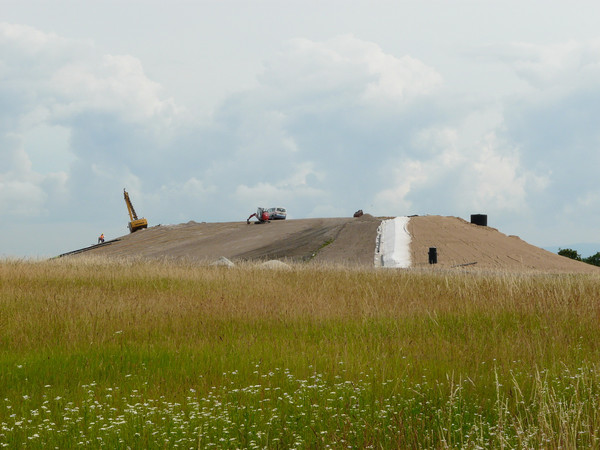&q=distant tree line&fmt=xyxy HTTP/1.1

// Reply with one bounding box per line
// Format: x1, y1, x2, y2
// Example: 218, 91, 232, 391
558, 248, 600, 266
